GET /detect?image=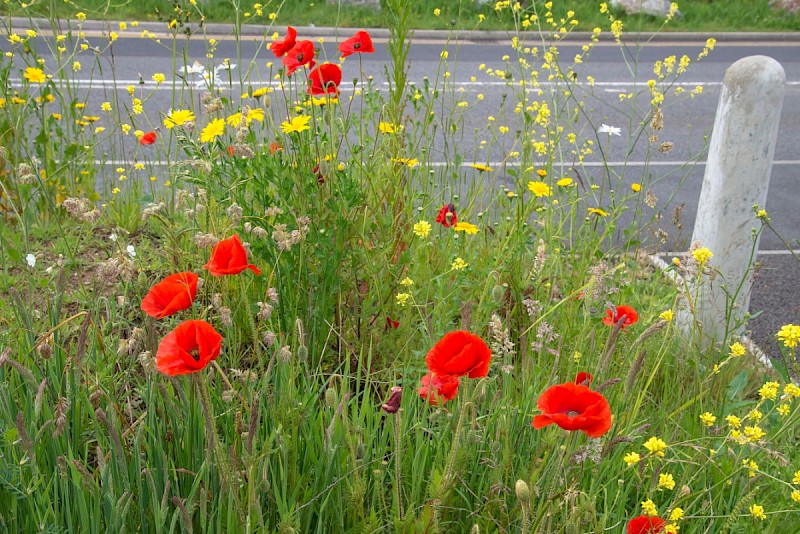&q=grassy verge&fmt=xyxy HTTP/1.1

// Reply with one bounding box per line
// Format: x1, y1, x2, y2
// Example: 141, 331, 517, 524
2, 0, 800, 531
4, 0, 800, 32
